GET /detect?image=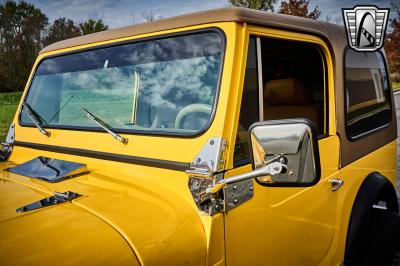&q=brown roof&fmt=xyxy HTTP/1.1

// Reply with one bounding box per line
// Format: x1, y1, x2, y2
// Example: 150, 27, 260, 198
41, 7, 346, 54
